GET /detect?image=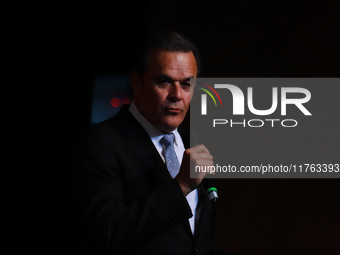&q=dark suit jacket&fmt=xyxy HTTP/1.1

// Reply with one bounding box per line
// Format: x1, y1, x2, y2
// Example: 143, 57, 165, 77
67, 106, 228, 255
